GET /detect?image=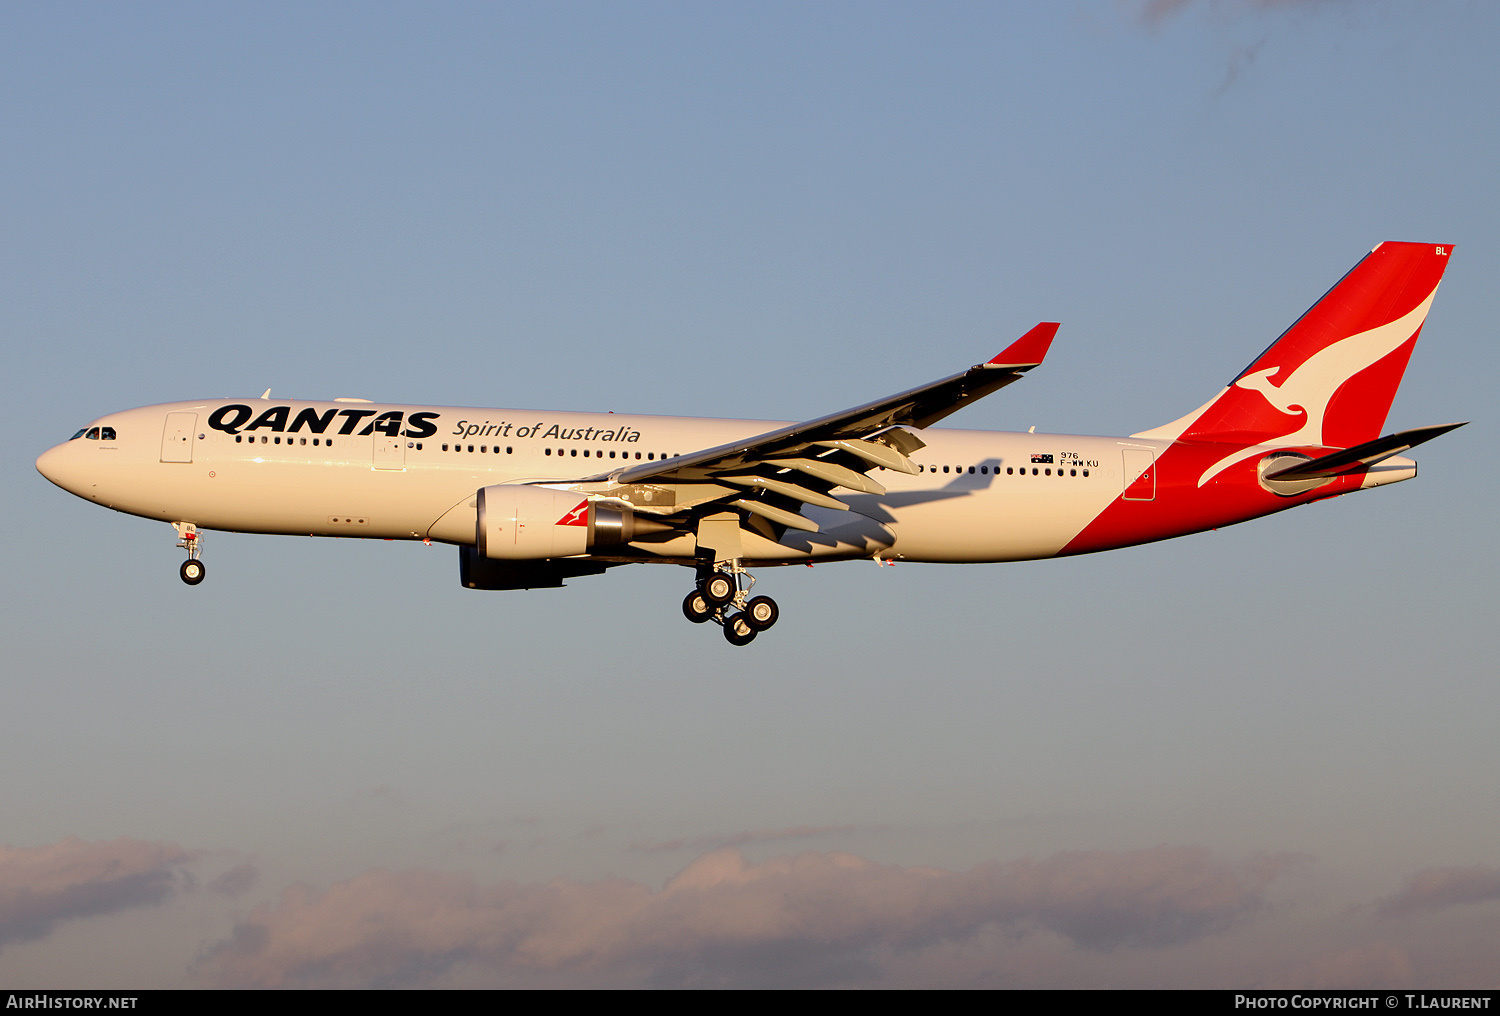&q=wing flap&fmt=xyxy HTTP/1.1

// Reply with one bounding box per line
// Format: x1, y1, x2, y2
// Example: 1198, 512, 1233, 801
731, 498, 821, 532
719, 473, 850, 511
764, 456, 887, 494
811, 437, 920, 474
